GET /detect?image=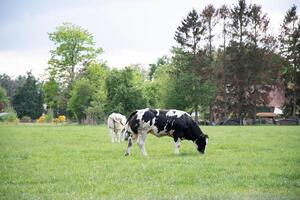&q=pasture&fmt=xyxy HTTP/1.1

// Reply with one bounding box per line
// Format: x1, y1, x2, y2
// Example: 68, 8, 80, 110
0, 125, 299, 200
